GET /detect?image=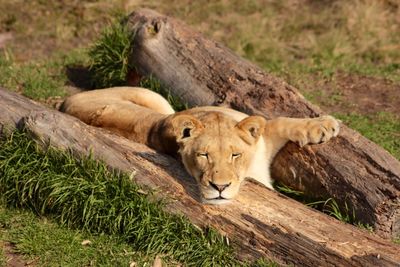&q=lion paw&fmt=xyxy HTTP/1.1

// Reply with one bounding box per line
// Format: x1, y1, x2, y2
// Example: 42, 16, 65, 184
292, 115, 340, 147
